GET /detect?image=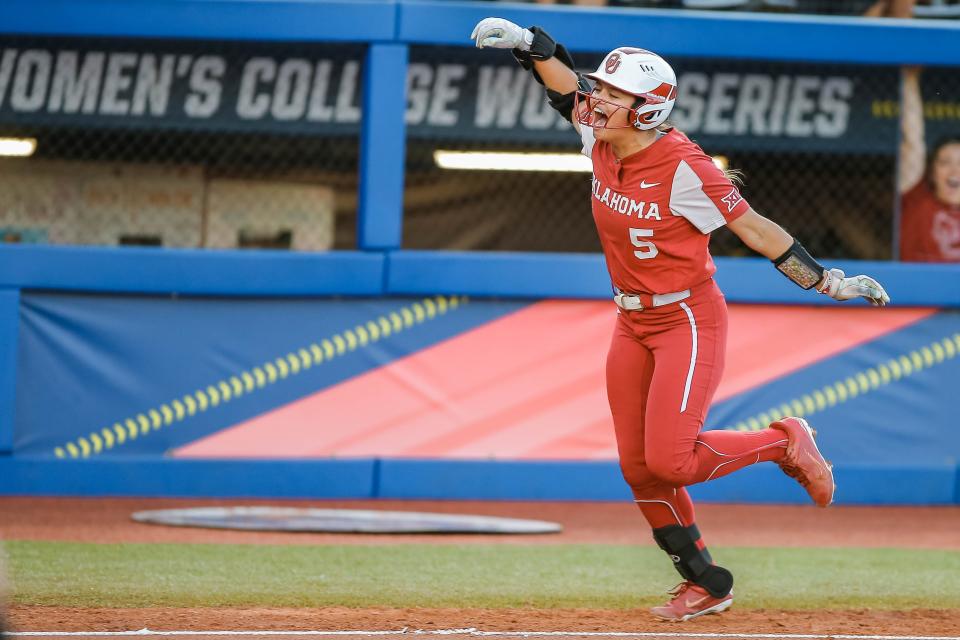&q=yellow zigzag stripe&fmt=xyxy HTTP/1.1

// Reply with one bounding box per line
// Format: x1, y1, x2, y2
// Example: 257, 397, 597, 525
54, 295, 470, 458
728, 332, 960, 432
